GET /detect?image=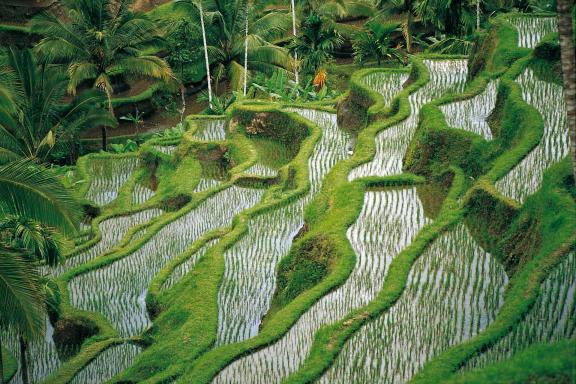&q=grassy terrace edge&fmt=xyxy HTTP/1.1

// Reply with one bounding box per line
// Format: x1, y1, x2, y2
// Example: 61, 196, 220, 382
42, 114, 272, 383
111, 105, 323, 383
175, 54, 429, 383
